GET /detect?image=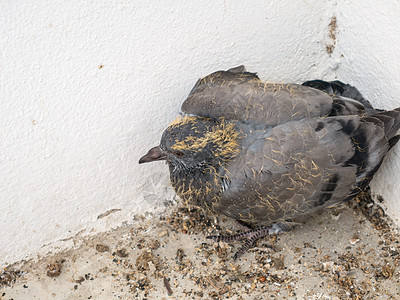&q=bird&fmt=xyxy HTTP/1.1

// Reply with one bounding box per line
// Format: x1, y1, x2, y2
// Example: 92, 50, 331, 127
139, 65, 400, 259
